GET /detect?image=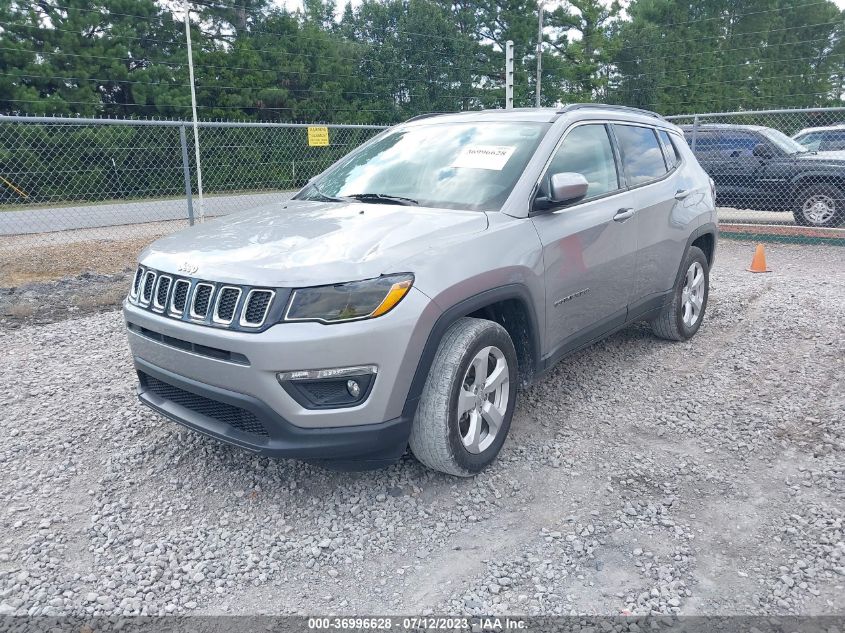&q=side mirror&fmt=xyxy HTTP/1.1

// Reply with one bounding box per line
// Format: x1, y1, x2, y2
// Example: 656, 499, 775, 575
752, 143, 774, 159
534, 172, 589, 212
